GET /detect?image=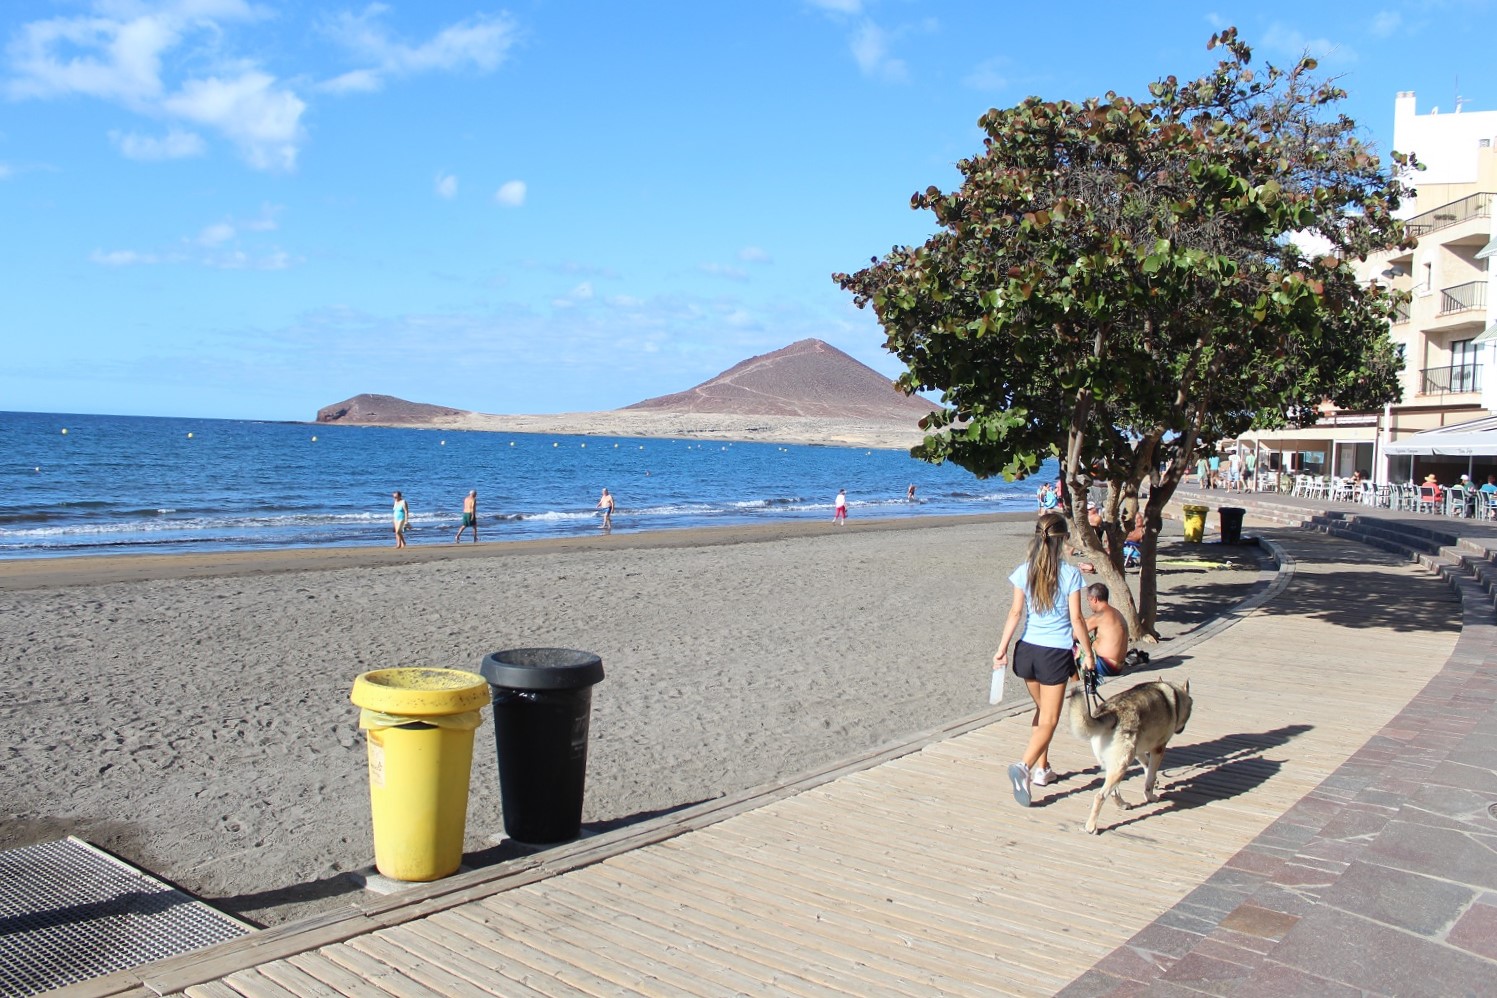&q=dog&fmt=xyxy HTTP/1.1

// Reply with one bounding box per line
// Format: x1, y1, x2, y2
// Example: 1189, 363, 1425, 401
1066, 678, 1192, 834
